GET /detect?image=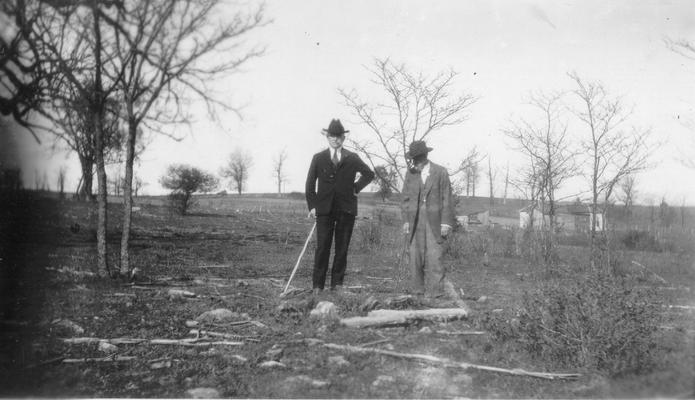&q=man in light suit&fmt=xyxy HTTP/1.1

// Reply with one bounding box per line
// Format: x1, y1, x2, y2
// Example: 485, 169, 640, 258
306, 119, 375, 295
401, 140, 464, 305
